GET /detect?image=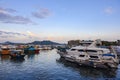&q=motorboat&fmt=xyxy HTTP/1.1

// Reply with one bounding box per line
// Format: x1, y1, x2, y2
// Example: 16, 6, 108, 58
10, 50, 25, 59
58, 39, 119, 68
